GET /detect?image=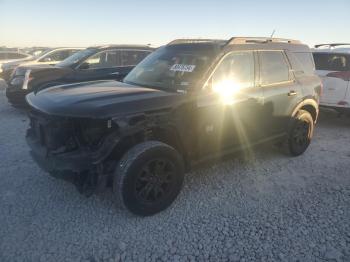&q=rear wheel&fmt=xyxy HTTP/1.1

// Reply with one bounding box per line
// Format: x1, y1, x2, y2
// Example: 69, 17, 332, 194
113, 141, 184, 216
285, 110, 314, 156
